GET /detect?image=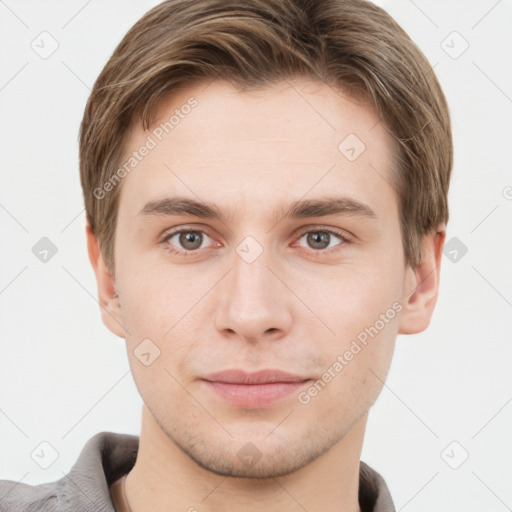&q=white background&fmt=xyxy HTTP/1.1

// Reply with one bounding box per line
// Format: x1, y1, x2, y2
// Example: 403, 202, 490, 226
0, 1, 511, 510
